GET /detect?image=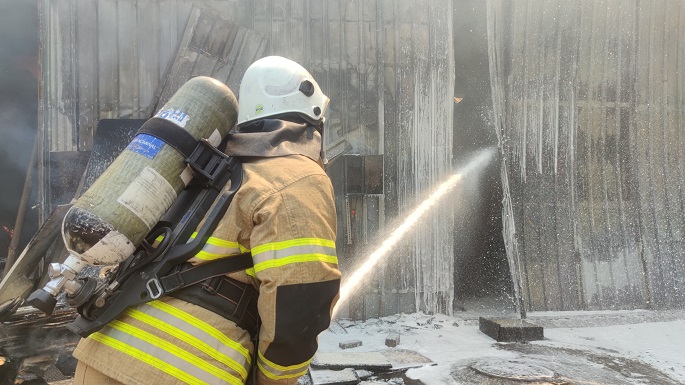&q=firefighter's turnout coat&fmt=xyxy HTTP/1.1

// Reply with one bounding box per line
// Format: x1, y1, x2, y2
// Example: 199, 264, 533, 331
73, 119, 341, 385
